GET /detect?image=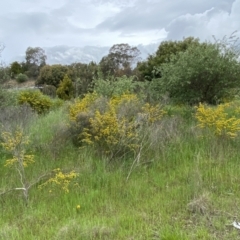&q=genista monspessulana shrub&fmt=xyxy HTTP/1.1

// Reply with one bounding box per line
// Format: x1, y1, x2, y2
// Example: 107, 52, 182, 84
195, 102, 240, 138
18, 90, 52, 114
151, 38, 240, 104
56, 74, 74, 100
69, 92, 165, 159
